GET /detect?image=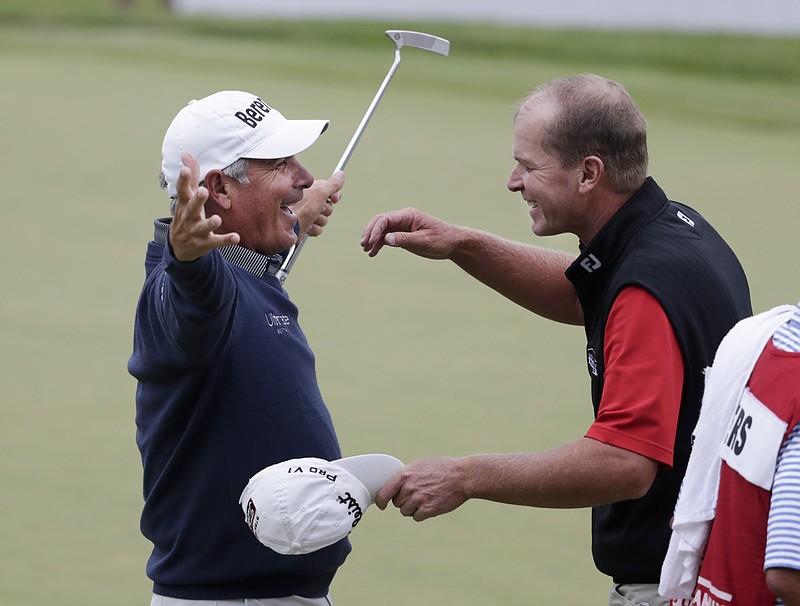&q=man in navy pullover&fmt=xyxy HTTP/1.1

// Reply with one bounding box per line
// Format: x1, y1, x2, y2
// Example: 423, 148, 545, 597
128, 91, 346, 605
